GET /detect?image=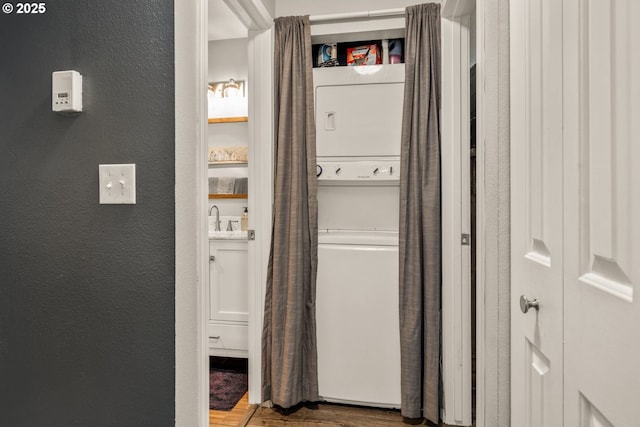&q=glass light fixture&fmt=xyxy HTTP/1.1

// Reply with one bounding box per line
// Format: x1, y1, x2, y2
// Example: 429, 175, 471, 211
207, 79, 245, 99
223, 78, 241, 98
